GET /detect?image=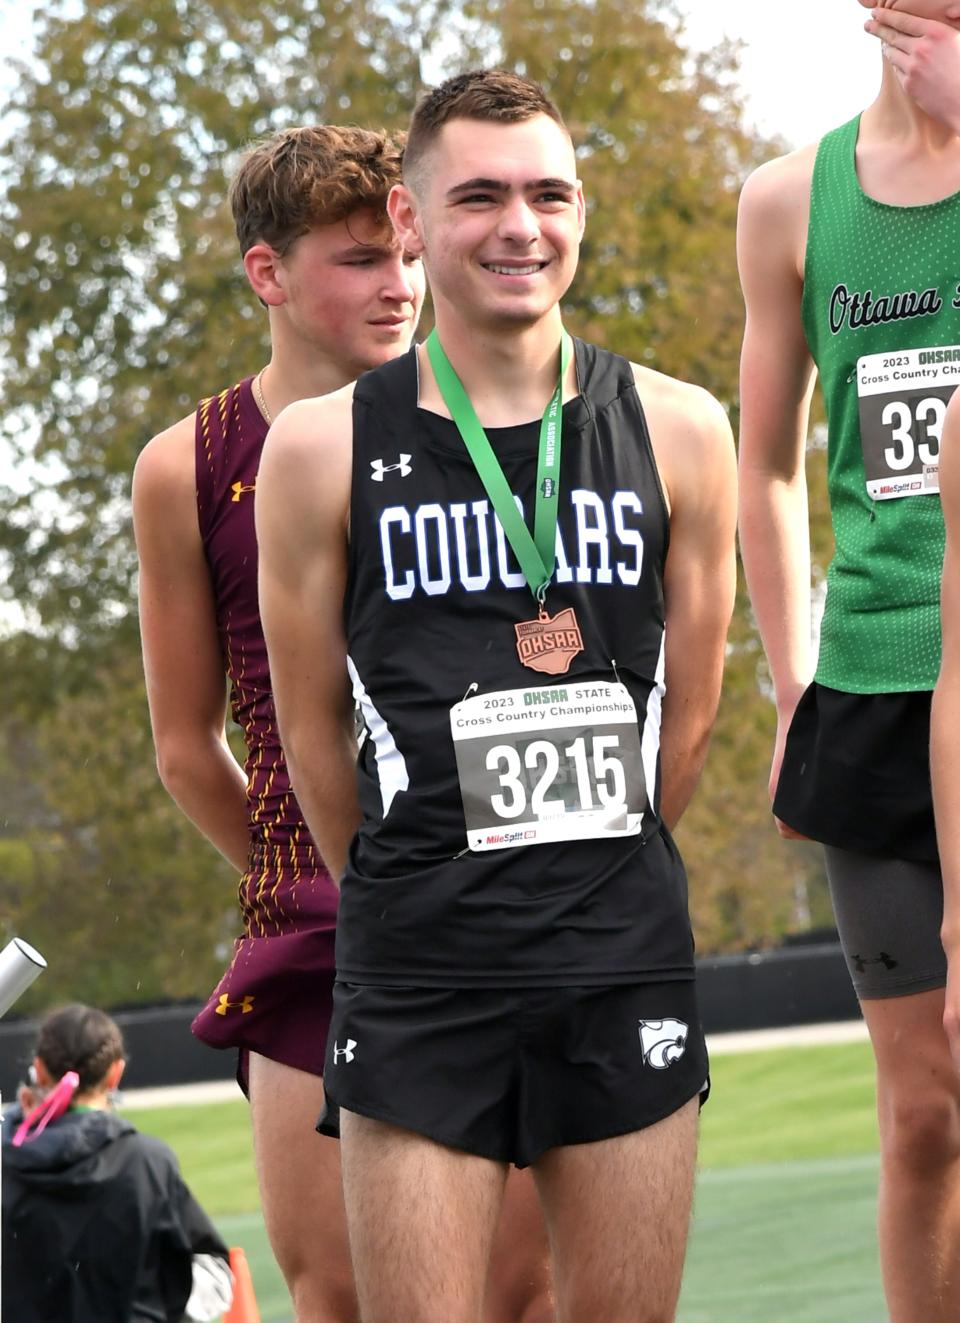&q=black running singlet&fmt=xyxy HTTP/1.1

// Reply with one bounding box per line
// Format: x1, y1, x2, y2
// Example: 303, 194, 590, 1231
337, 339, 695, 988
